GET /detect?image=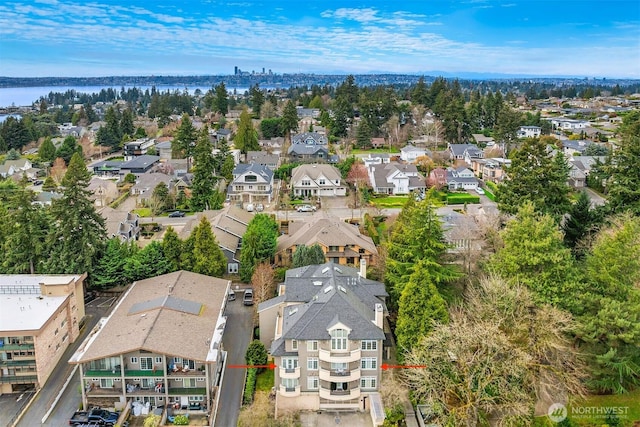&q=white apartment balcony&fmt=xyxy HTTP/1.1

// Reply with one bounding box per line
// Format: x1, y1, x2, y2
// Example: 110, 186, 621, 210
279, 384, 301, 397
318, 387, 361, 401
318, 348, 361, 363
279, 366, 300, 379
319, 367, 361, 383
